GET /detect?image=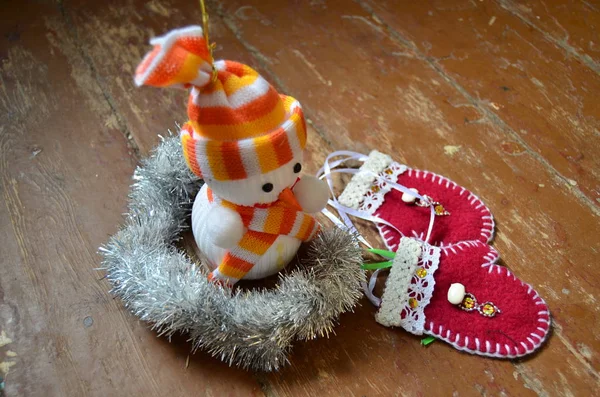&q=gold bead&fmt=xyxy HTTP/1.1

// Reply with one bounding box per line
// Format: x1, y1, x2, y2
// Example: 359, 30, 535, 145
409, 298, 418, 309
